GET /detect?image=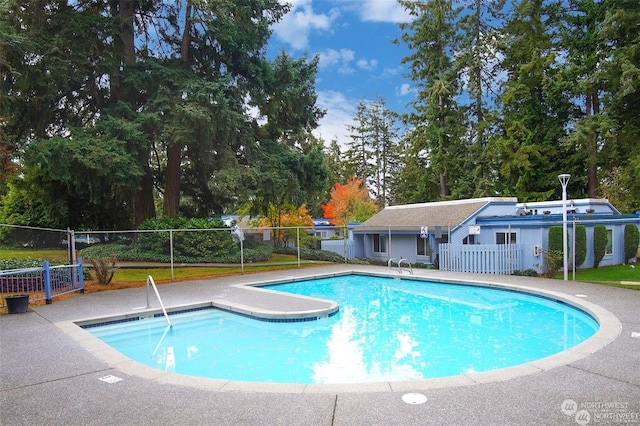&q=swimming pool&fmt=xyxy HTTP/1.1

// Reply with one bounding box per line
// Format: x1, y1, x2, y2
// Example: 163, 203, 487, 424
85, 274, 599, 384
